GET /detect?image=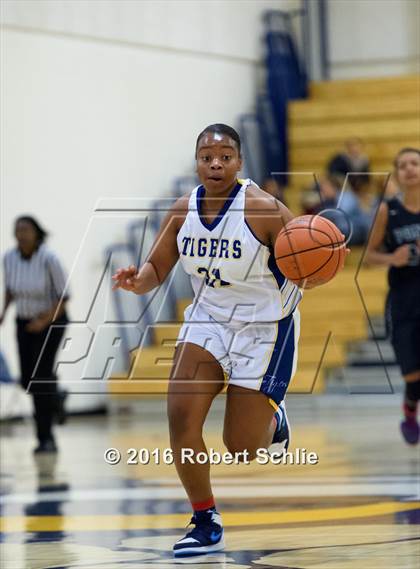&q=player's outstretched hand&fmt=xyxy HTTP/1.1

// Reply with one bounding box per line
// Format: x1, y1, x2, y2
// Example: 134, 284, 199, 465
112, 265, 141, 292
